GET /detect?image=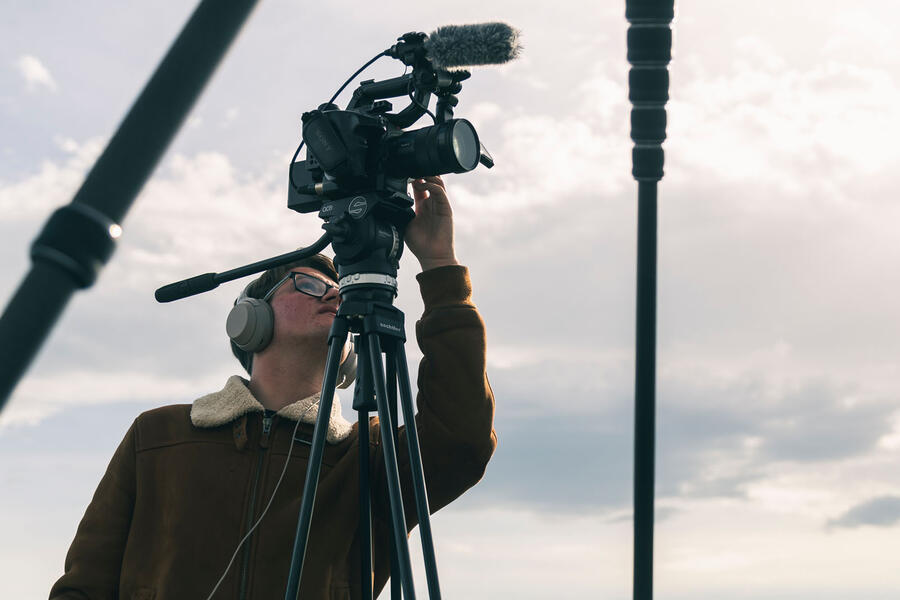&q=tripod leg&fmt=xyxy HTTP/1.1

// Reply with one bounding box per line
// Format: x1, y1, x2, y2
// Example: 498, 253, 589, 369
356, 338, 374, 600
358, 408, 373, 600
386, 351, 402, 600
284, 318, 349, 600
391, 338, 442, 599
367, 332, 417, 599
